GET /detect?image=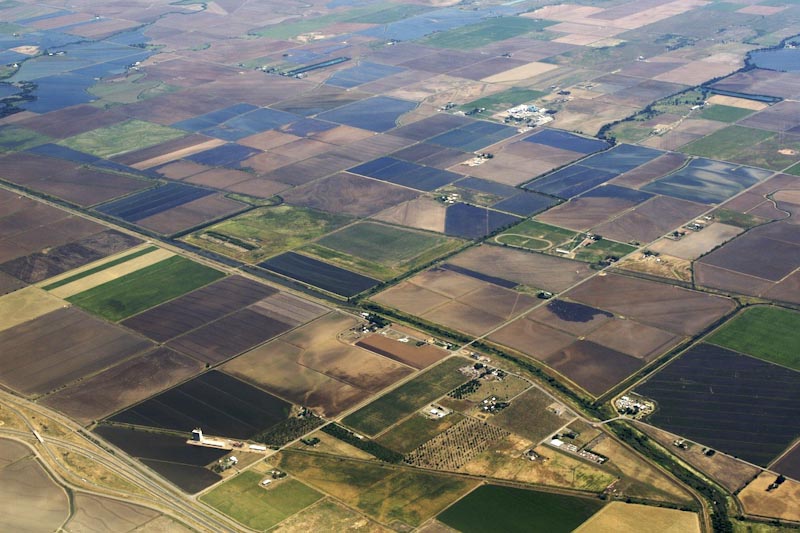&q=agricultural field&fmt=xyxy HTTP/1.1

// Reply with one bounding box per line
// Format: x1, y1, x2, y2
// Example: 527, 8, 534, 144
422, 17, 554, 49
302, 222, 463, 280
489, 387, 573, 442
574, 502, 700, 533
66, 255, 224, 321
404, 417, 510, 471
201, 471, 322, 531
59, 120, 186, 159
739, 472, 800, 523
260, 251, 382, 297
356, 331, 448, 369
275, 451, 476, 529
184, 205, 351, 263
376, 412, 465, 454
223, 312, 413, 417
494, 219, 579, 252
271, 499, 390, 533
0, 307, 153, 397
108, 371, 292, 439
459, 87, 547, 114
637, 344, 800, 467
707, 306, 800, 371
437, 485, 605, 533
0, 286, 65, 333
342, 357, 470, 436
